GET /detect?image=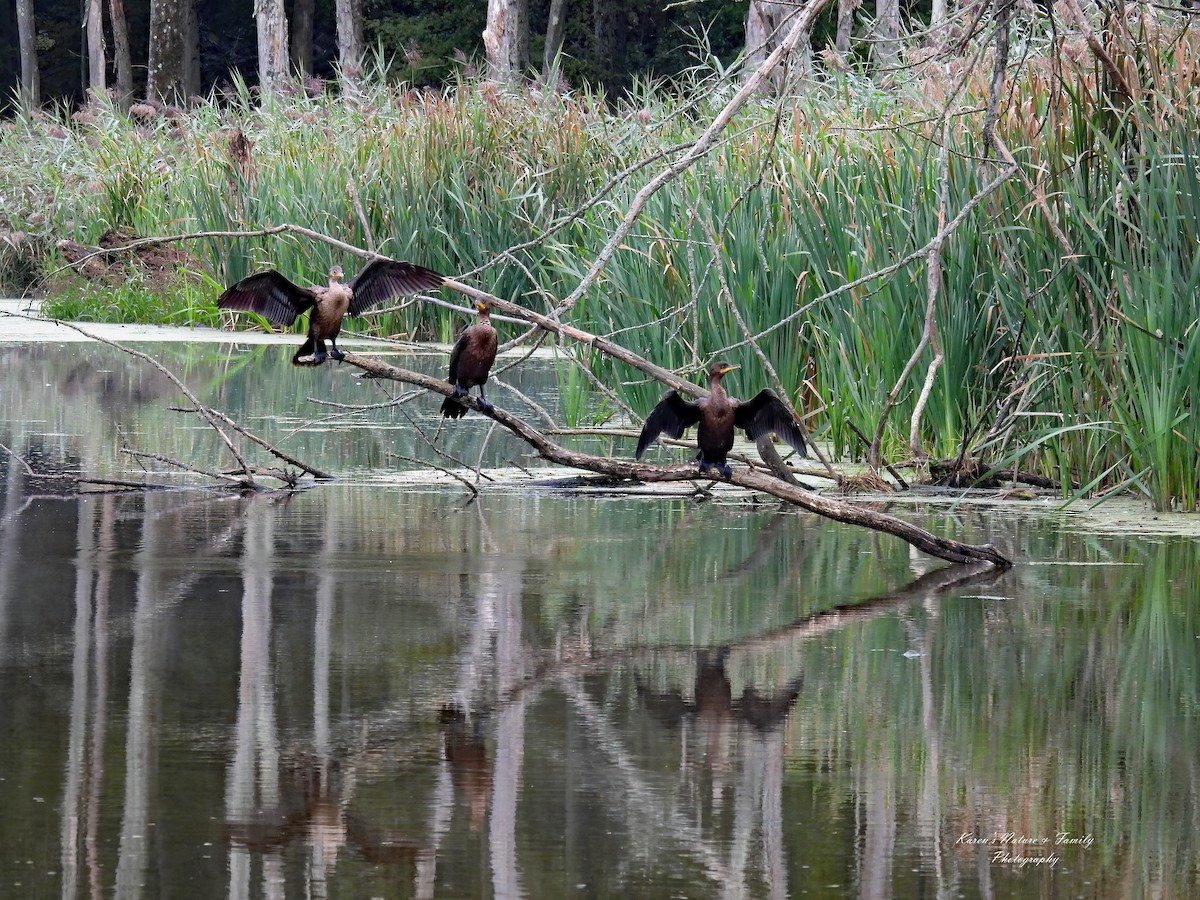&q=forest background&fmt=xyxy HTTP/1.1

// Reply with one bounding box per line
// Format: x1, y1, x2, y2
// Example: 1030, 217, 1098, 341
2, 0, 1199, 516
